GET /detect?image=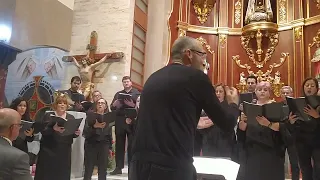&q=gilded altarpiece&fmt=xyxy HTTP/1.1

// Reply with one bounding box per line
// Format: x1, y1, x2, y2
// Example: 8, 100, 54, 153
169, 0, 320, 99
